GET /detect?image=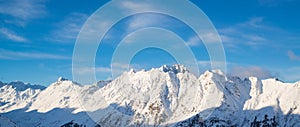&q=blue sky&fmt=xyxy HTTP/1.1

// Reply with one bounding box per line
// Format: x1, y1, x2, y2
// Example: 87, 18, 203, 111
0, 0, 299, 86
